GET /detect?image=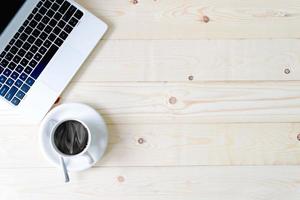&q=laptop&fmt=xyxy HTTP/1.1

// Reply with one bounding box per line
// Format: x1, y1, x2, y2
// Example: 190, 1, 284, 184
0, 0, 107, 122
